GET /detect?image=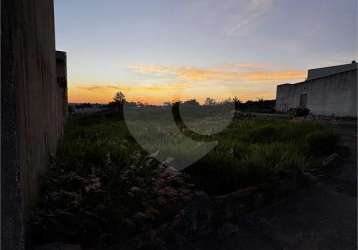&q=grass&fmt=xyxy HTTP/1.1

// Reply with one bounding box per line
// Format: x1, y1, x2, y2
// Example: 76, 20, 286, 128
184, 119, 338, 194
29, 113, 339, 248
